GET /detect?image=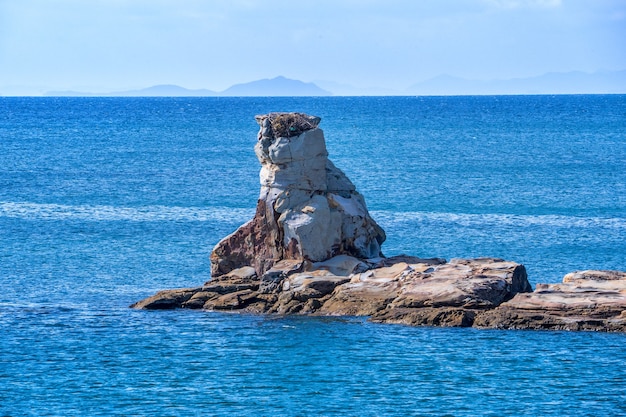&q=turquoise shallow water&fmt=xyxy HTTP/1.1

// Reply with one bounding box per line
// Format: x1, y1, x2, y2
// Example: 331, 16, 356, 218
1, 96, 625, 416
